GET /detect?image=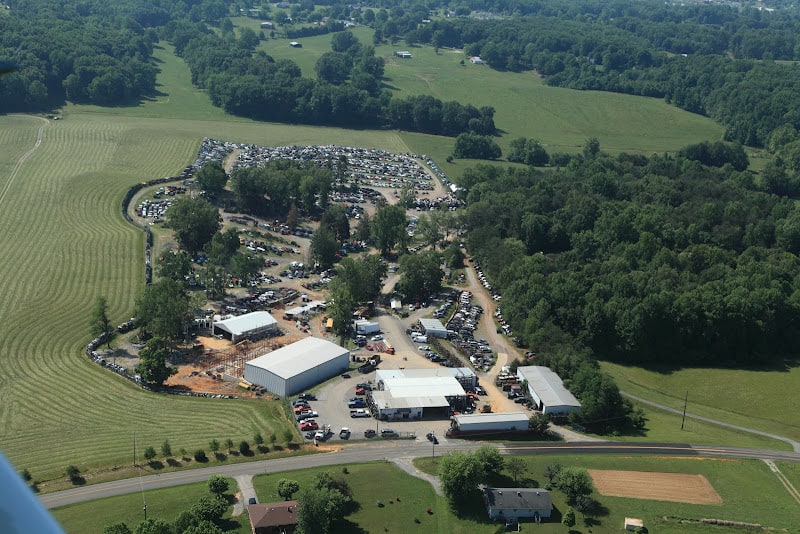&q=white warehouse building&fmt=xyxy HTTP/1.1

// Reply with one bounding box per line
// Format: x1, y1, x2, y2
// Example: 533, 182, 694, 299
212, 311, 278, 343
516, 366, 581, 415
243, 337, 349, 397
418, 318, 448, 338
451, 412, 530, 434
